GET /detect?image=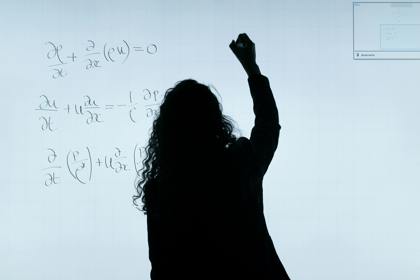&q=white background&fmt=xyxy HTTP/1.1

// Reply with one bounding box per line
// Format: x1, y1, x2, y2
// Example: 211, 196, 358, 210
1, 1, 419, 279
